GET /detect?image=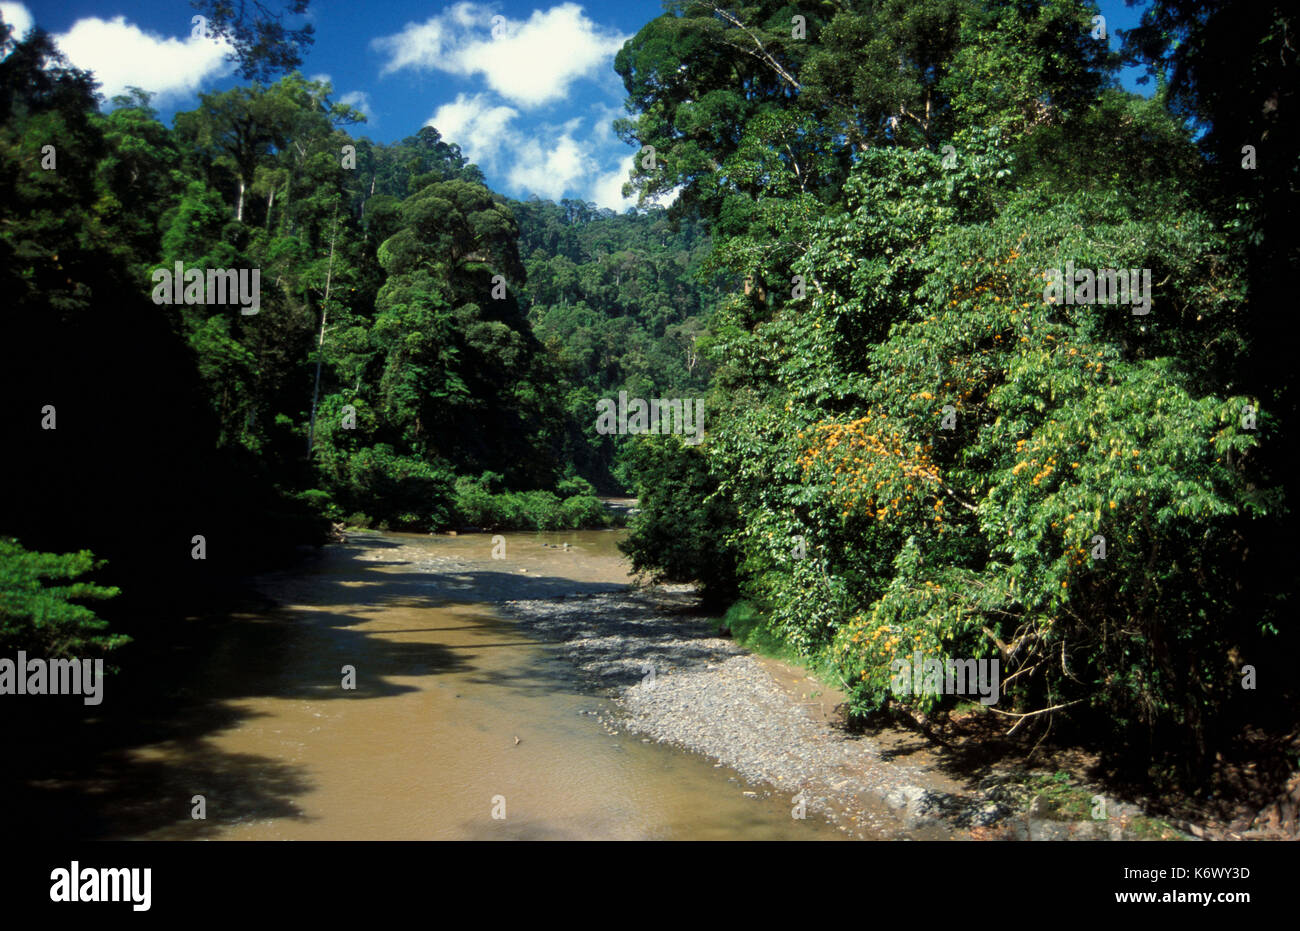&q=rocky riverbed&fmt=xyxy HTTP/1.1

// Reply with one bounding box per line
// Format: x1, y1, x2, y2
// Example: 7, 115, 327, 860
496, 584, 1185, 840
352, 532, 1197, 840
